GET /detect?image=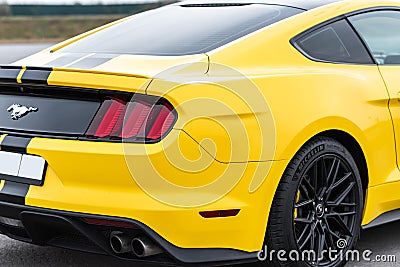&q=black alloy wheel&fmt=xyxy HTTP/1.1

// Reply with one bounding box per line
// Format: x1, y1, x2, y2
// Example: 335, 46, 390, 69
263, 137, 364, 267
